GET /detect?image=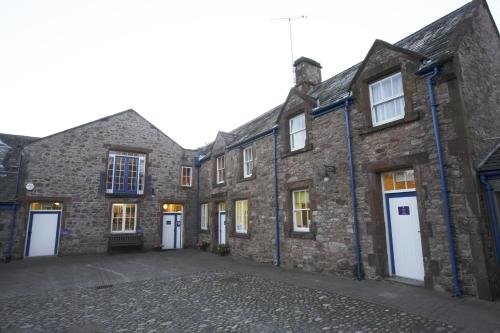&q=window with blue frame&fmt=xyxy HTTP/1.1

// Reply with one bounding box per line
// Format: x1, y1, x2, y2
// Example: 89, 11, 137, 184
106, 151, 146, 195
